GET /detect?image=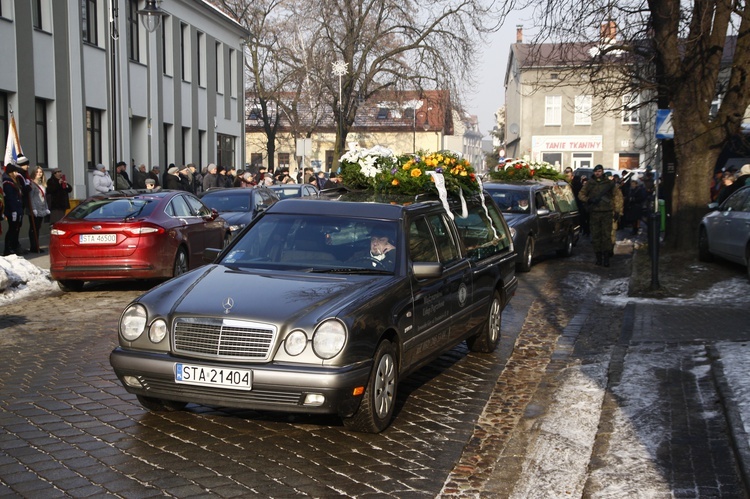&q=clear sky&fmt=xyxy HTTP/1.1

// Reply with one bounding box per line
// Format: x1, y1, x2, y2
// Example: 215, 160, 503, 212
468, 9, 533, 137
